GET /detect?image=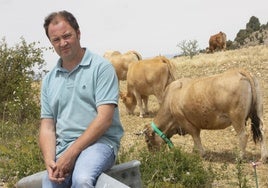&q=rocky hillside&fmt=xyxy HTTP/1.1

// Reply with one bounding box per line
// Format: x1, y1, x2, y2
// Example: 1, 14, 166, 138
236, 28, 268, 47
231, 16, 268, 48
